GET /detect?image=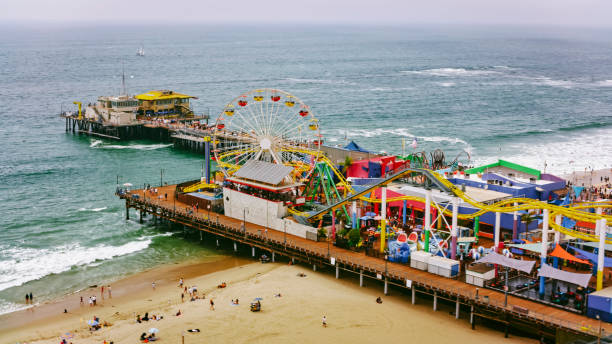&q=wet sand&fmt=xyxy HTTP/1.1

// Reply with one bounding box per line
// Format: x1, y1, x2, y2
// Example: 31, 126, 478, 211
0, 259, 536, 344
